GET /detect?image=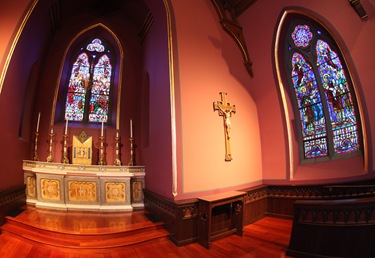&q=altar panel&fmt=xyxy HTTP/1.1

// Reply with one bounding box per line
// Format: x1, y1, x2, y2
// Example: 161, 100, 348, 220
101, 177, 132, 211
23, 160, 145, 212
24, 172, 37, 204
37, 173, 66, 210
65, 176, 100, 210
